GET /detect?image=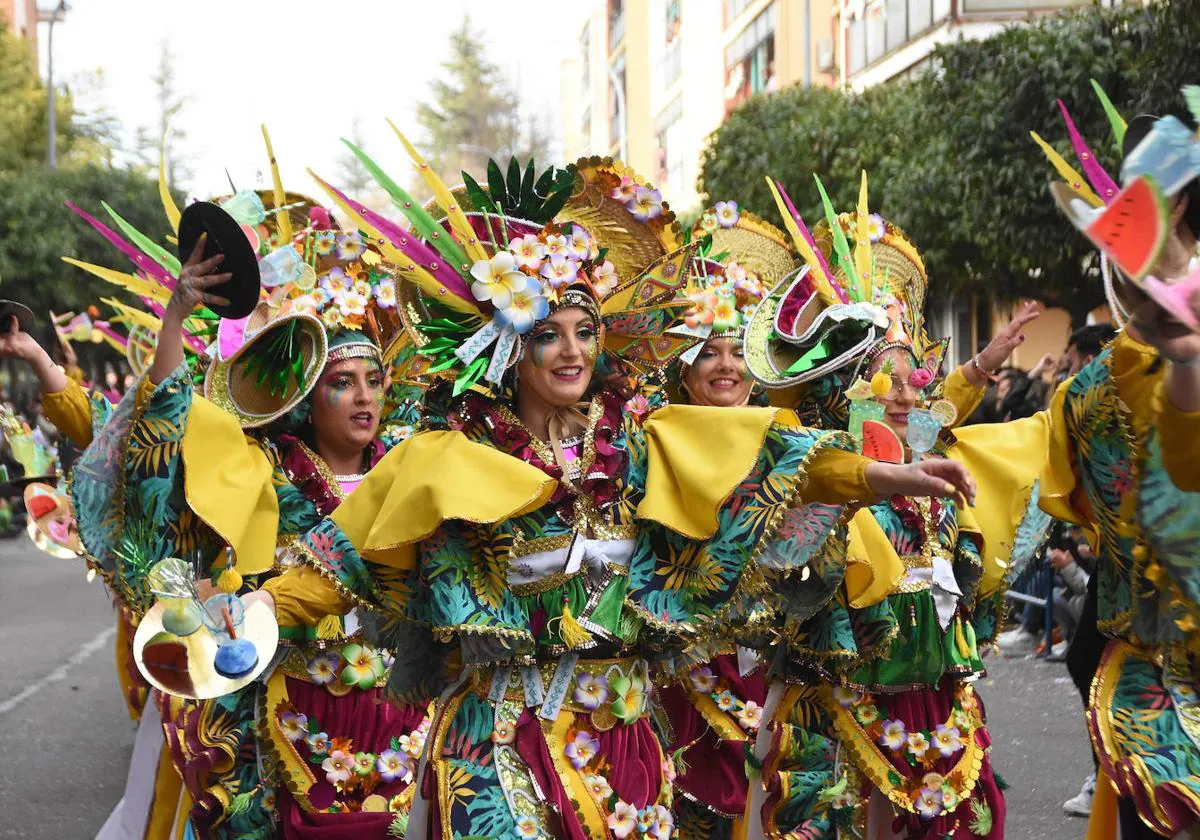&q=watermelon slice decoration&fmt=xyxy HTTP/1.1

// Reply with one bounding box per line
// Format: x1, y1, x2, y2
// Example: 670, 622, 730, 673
1051, 177, 1169, 281
862, 420, 904, 464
